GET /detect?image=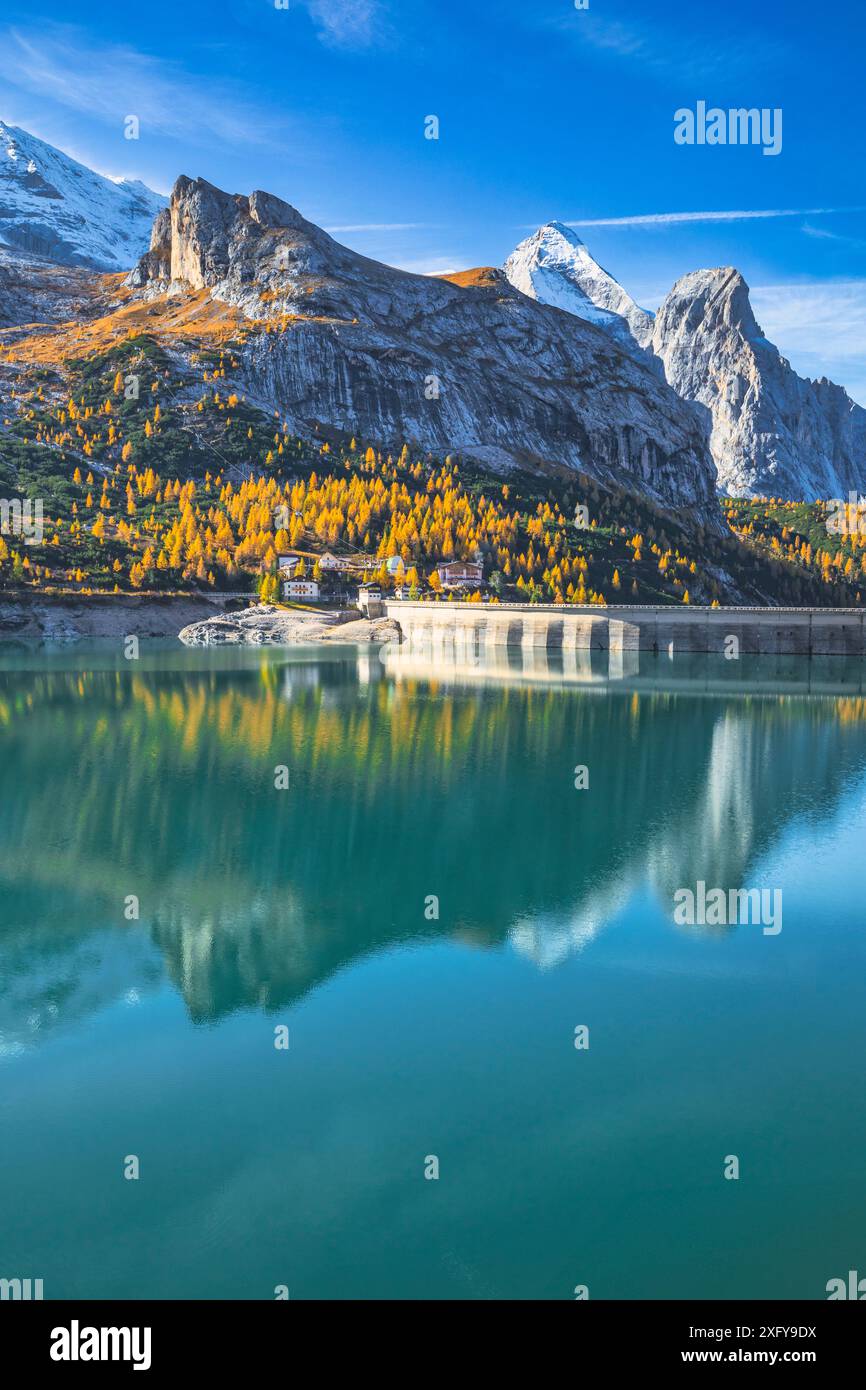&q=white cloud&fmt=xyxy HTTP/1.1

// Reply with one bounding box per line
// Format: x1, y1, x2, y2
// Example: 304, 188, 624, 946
394, 257, 461, 276
557, 207, 863, 229
0, 25, 282, 148
303, 1, 386, 48
751, 280, 866, 406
